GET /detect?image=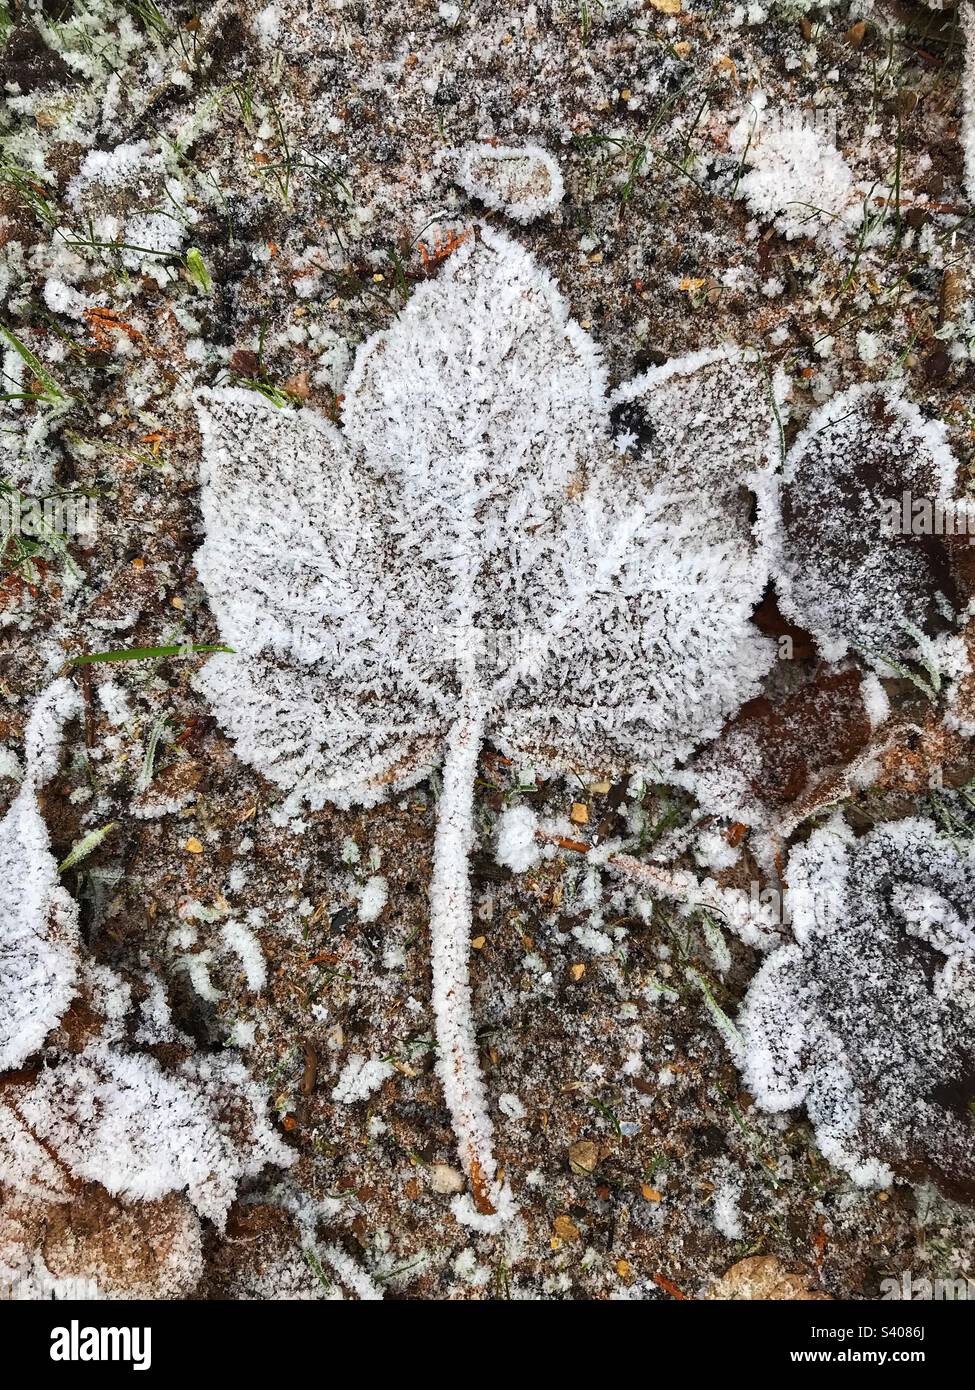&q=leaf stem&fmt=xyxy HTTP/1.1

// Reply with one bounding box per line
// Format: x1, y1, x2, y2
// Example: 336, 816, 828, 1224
429, 707, 499, 1216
